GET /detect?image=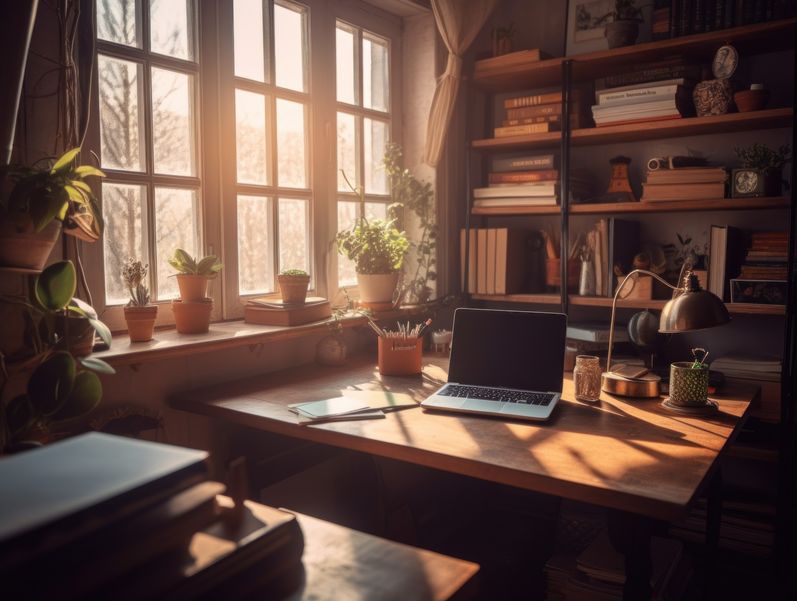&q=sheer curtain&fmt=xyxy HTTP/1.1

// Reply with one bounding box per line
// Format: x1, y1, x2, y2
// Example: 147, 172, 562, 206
423, 0, 498, 166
